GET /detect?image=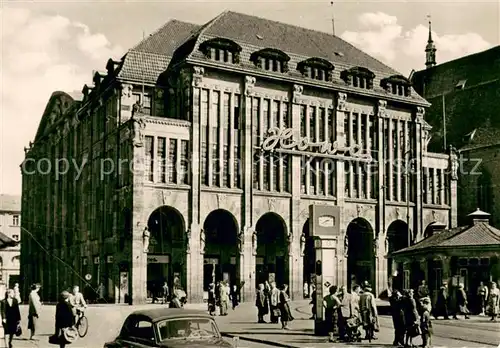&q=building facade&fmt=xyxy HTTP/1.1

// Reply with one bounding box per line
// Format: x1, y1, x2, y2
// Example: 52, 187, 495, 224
0, 195, 21, 289
21, 11, 457, 304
